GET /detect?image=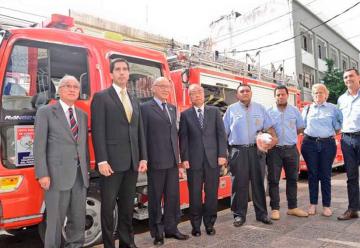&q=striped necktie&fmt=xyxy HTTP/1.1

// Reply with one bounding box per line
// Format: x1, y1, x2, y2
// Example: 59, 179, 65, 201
68, 107, 79, 141
197, 108, 204, 129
